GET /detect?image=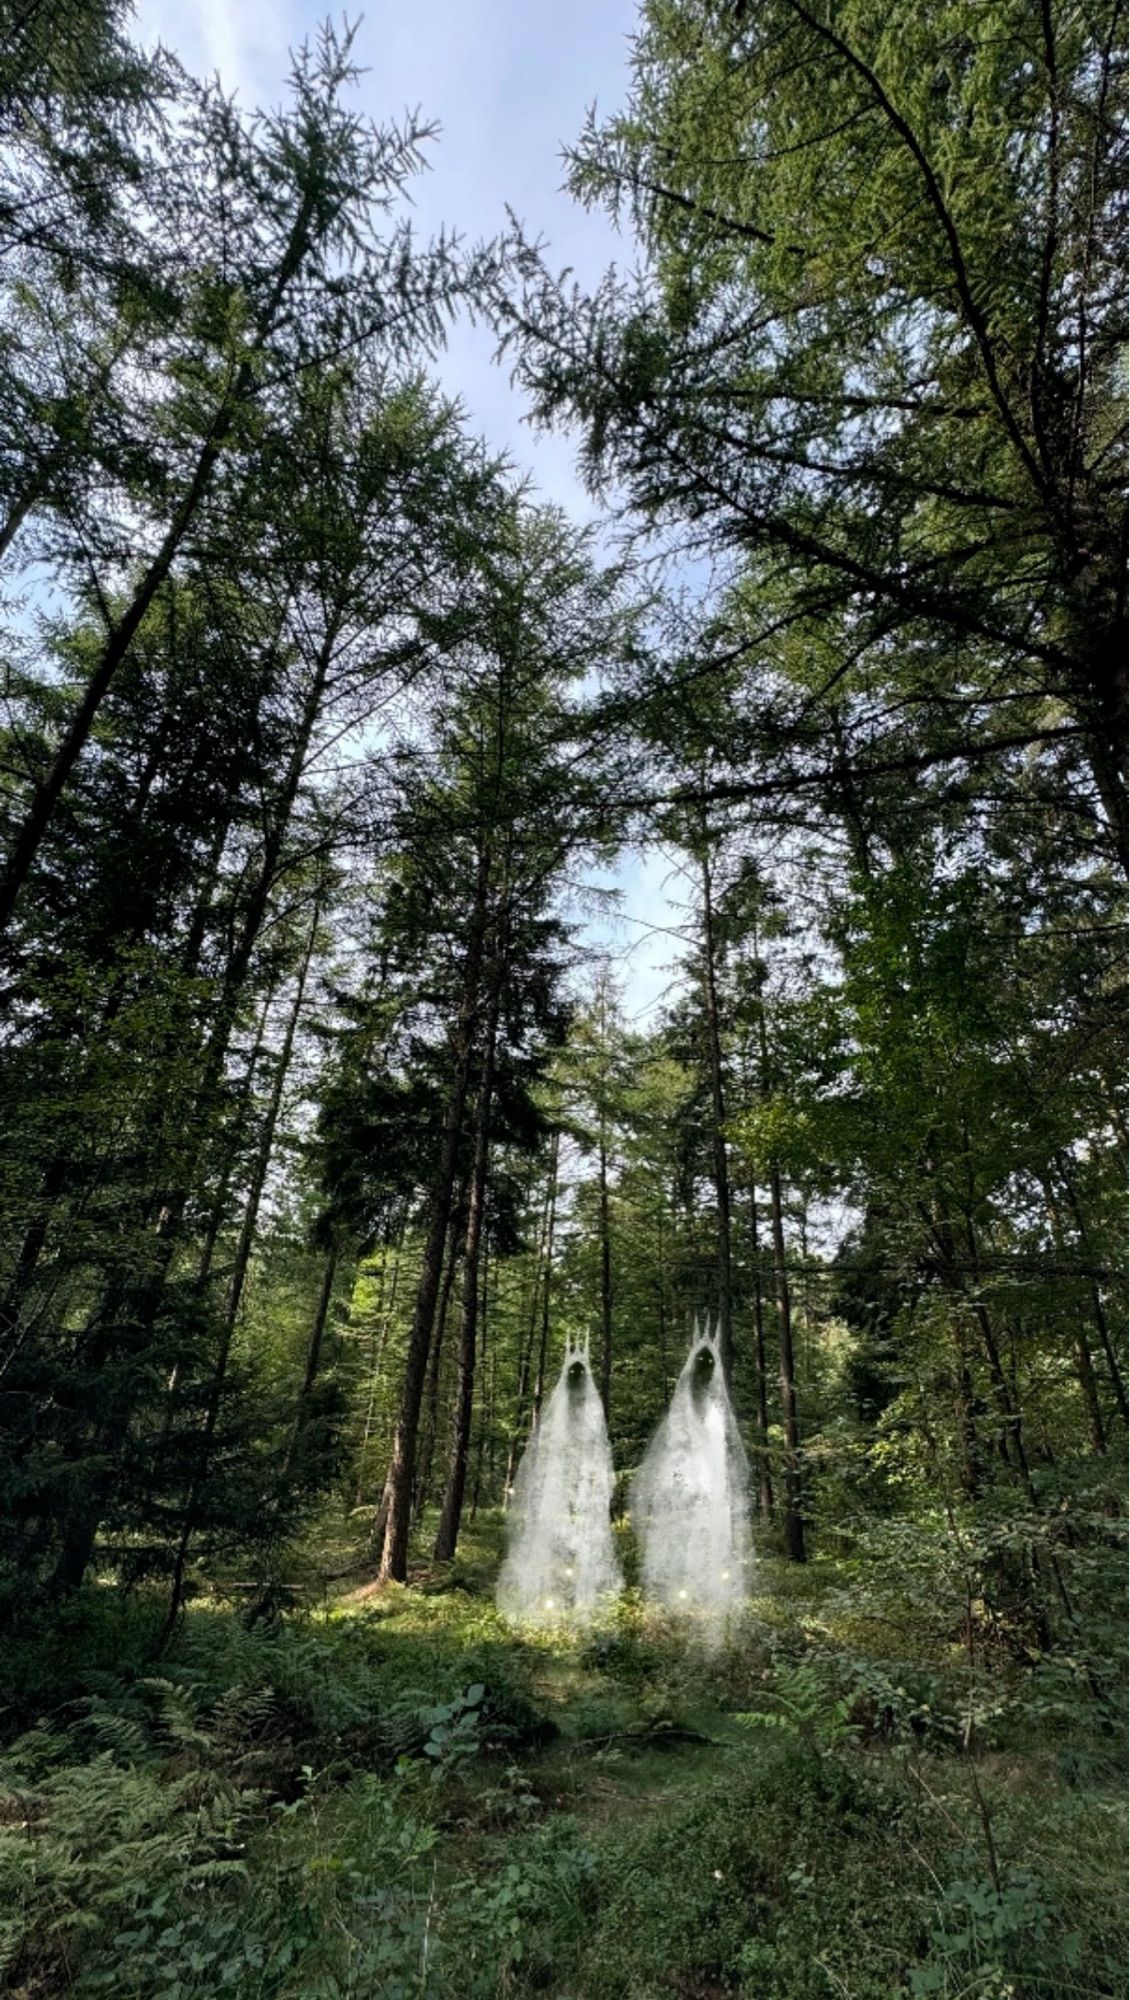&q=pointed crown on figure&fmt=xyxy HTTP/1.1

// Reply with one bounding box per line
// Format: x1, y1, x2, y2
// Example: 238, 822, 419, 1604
688, 1313, 721, 1359
563, 1333, 591, 1367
